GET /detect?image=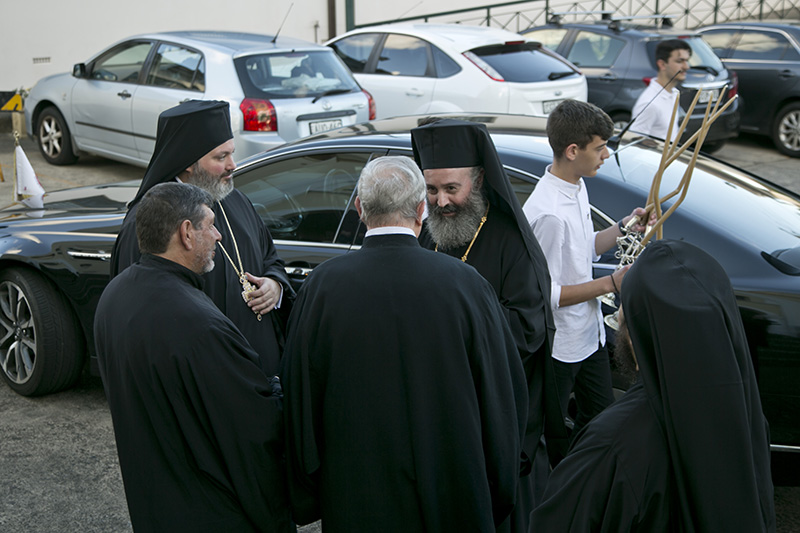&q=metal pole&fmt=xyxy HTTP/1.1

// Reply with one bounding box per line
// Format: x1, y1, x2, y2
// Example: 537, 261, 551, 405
346, 0, 355, 31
